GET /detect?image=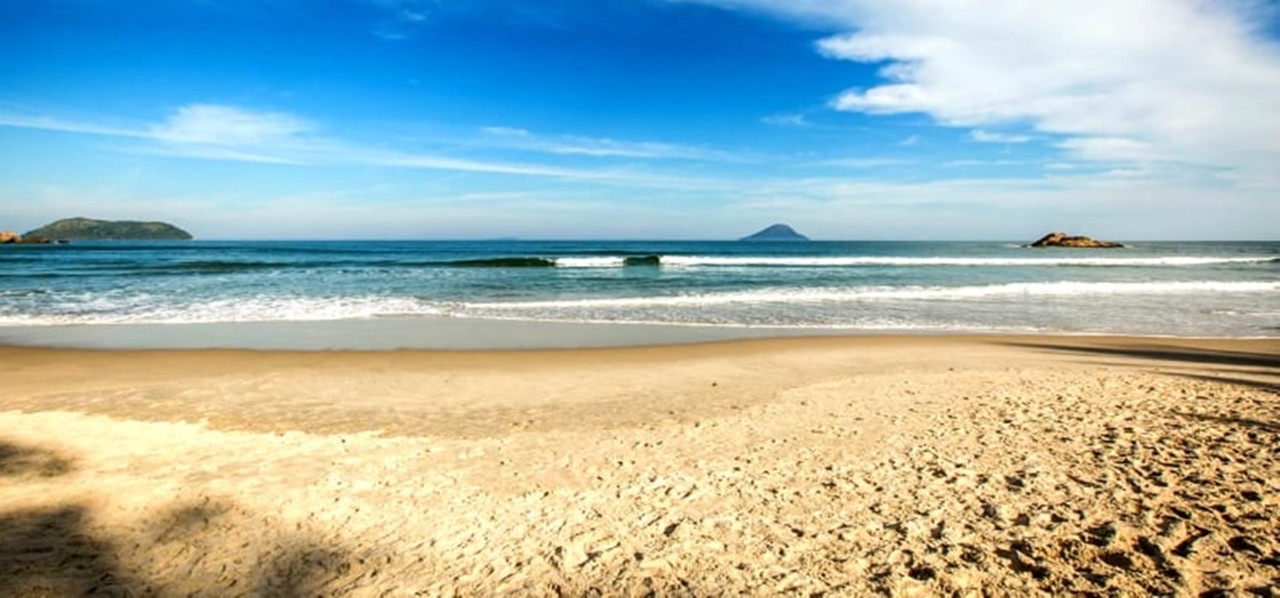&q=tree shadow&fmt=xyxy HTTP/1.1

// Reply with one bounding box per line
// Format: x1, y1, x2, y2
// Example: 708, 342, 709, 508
1004, 342, 1280, 433
0, 441, 74, 478
1174, 410, 1279, 434
142, 500, 357, 595
1004, 342, 1280, 372
1173, 372, 1279, 394
0, 438, 358, 595
0, 506, 133, 596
